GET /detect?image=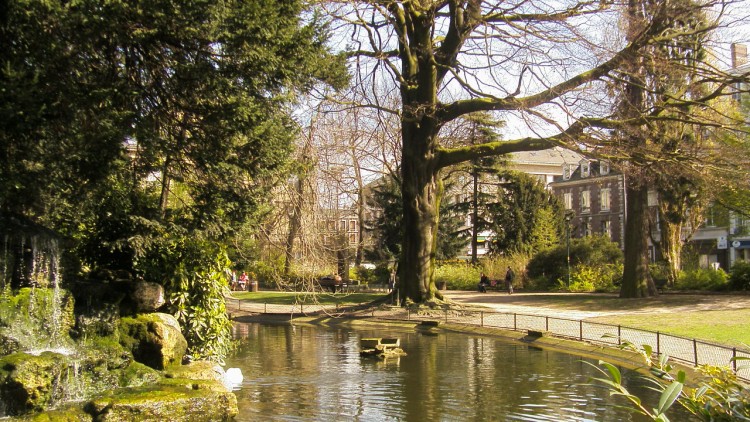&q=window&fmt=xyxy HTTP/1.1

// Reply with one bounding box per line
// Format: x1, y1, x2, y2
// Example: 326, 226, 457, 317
581, 190, 591, 213
647, 190, 658, 207
733, 214, 750, 235
582, 218, 591, 237
580, 160, 590, 178
600, 188, 611, 211
349, 233, 357, 244
349, 219, 357, 232
600, 160, 610, 175
705, 206, 718, 227
563, 192, 573, 210
601, 220, 611, 238
563, 165, 571, 181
